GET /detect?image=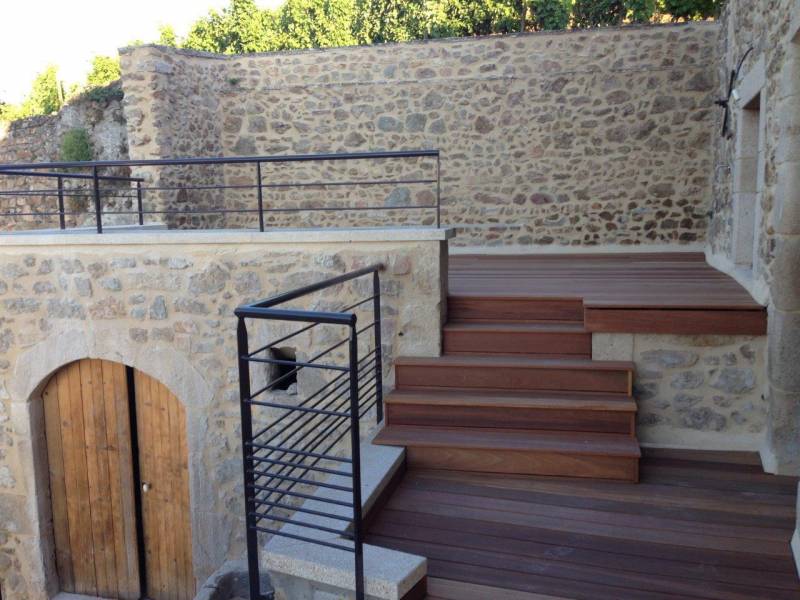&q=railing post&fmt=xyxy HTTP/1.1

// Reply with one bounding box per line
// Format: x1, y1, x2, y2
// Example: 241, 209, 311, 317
92, 166, 103, 234
372, 270, 384, 424
348, 320, 365, 600
57, 176, 65, 230
256, 161, 265, 232
136, 181, 144, 226
436, 152, 441, 228
237, 318, 263, 600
